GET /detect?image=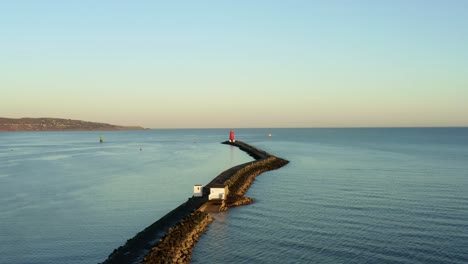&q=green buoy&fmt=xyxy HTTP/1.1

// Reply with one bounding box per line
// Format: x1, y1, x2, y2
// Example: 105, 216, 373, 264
100, 135, 104, 143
